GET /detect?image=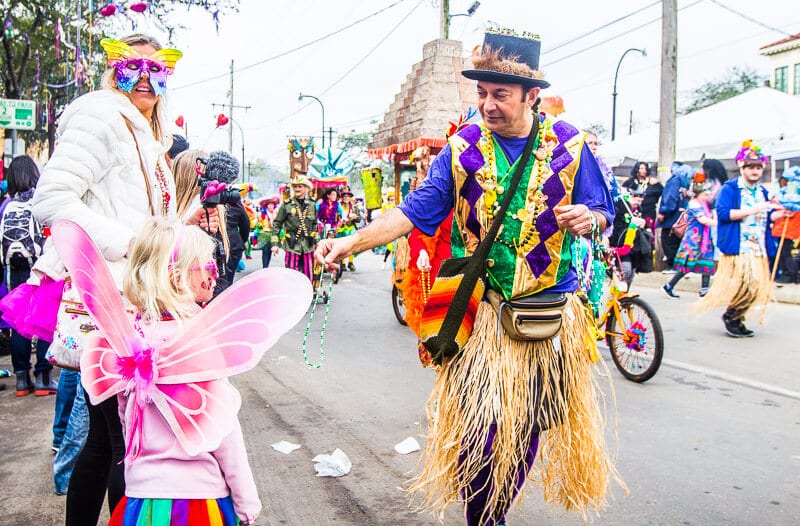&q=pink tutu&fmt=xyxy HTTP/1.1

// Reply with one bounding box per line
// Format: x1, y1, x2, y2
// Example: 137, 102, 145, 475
0, 276, 63, 342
